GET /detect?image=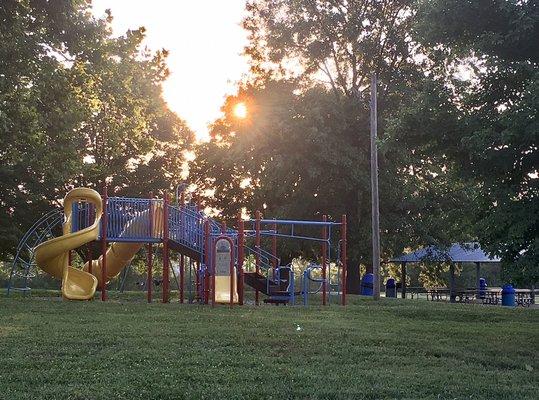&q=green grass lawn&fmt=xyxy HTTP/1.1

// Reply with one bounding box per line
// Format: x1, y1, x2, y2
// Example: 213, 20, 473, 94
0, 293, 537, 400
